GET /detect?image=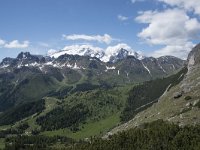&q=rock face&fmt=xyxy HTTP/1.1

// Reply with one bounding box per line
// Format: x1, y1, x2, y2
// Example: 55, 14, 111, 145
188, 44, 200, 68
107, 43, 200, 136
